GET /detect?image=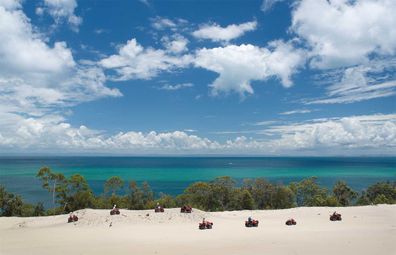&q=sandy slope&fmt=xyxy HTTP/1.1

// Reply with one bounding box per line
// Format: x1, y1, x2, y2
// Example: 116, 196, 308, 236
0, 205, 395, 255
